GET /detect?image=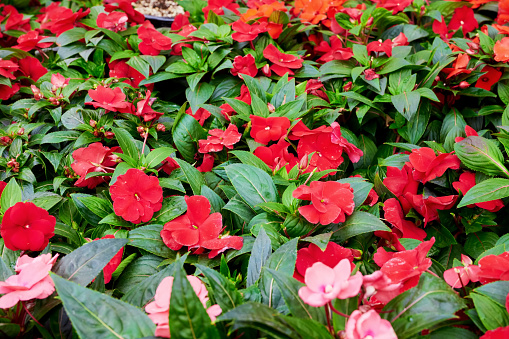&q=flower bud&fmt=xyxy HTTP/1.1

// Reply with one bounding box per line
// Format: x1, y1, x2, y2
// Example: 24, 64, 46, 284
0, 136, 12, 146
343, 81, 353, 92
156, 123, 166, 132
298, 155, 309, 170
262, 64, 271, 77
267, 102, 275, 113
459, 81, 470, 89
104, 131, 115, 139
137, 126, 145, 134
89, 119, 97, 128
17, 128, 24, 136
